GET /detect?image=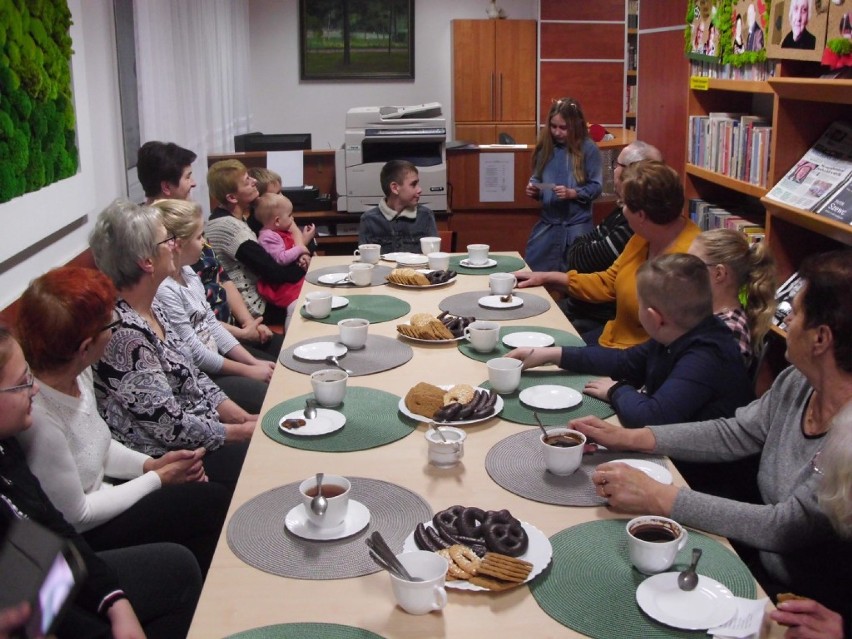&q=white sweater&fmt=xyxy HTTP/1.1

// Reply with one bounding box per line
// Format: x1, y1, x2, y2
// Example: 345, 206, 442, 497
18, 368, 160, 532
